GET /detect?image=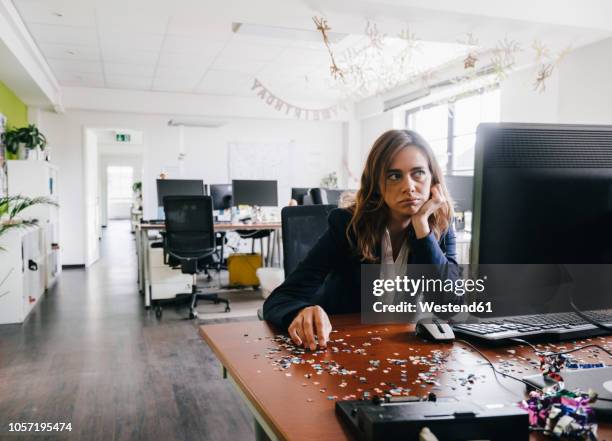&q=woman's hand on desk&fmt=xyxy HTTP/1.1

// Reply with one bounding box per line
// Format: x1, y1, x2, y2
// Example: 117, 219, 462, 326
288, 306, 332, 350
